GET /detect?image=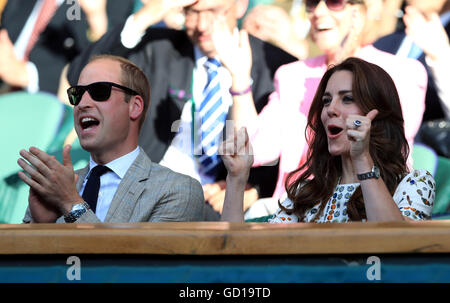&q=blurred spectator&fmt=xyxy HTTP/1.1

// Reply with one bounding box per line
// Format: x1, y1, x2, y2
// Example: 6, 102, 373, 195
249, 0, 276, 10
404, 4, 450, 120
404, 3, 450, 158
239, 0, 274, 27
0, 0, 134, 95
374, 0, 450, 122
0, 0, 6, 24
361, 0, 404, 45
242, 4, 309, 59
134, 0, 185, 30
